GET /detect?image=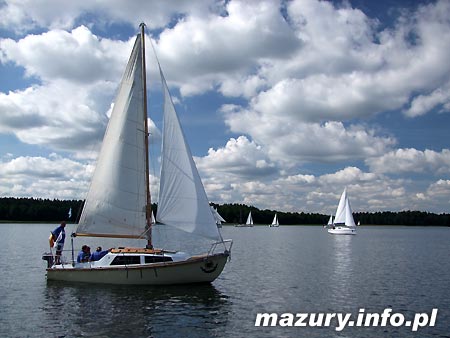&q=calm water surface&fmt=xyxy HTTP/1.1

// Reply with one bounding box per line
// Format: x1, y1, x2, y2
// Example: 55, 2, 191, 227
0, 224, 448, 337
